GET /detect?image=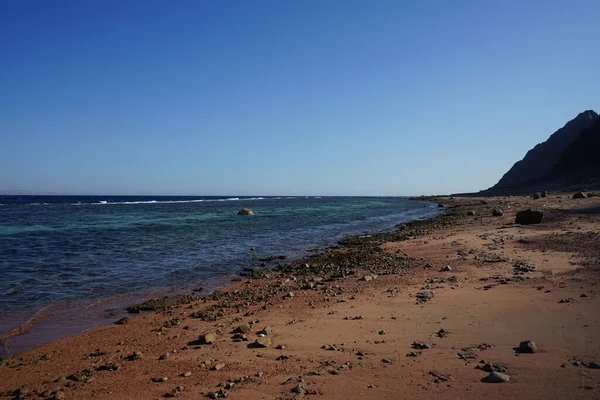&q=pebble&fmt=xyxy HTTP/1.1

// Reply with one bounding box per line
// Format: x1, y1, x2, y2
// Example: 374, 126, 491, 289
181, 371, 192, 377
213, 363, 226, 371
